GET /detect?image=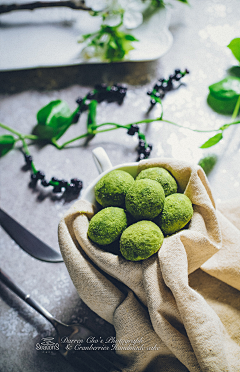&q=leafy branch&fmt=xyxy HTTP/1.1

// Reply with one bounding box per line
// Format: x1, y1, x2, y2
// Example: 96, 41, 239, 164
1, 51, 240, 195
1, 83, 239, 160
200, 37, 240, 148
0, 1, 91, 15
